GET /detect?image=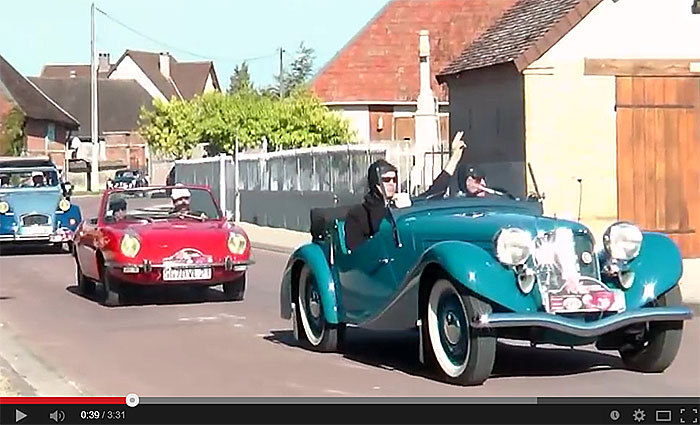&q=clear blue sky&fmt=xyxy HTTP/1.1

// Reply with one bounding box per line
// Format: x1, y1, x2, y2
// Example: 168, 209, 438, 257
0, 0, 390, 89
